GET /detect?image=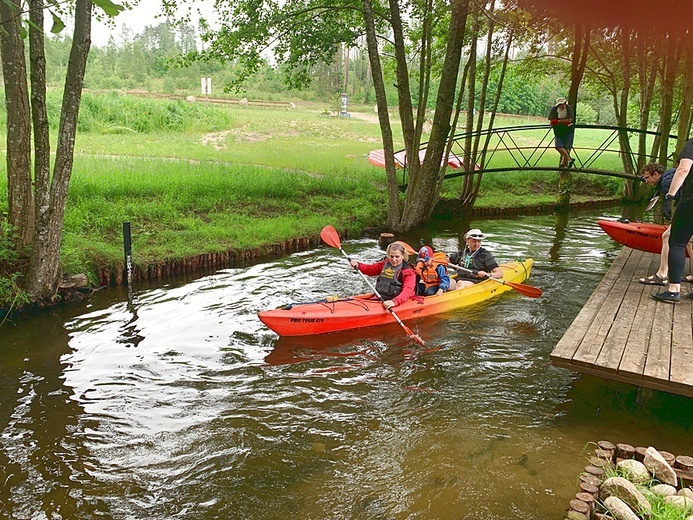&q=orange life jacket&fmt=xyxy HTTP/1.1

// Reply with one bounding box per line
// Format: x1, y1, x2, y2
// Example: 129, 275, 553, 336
417, 252, 449, 288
